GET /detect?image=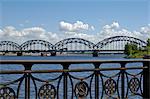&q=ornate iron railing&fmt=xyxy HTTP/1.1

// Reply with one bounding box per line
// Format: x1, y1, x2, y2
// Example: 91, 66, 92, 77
0, 59, 149, 99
